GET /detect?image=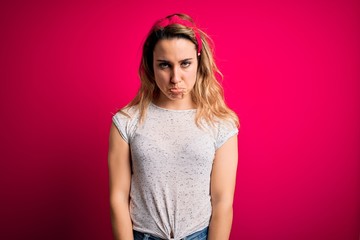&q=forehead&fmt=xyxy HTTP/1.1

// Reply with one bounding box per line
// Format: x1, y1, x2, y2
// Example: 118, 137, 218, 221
153, 38, 197, 59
